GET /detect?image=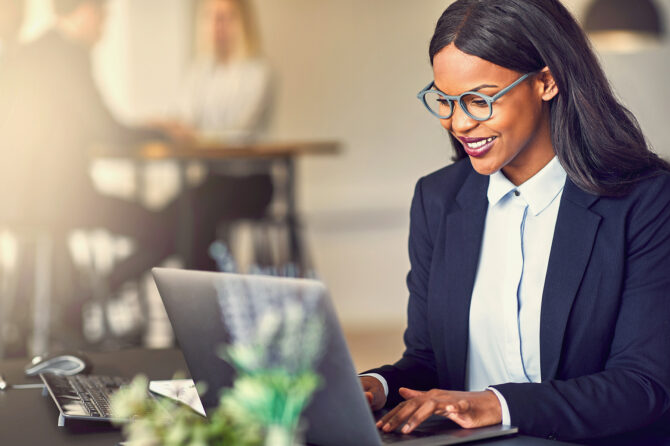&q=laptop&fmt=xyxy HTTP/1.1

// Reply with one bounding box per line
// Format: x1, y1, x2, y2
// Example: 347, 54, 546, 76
152, 268, 518, 446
